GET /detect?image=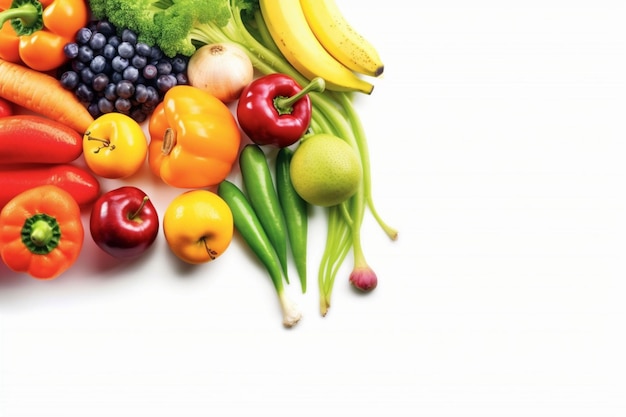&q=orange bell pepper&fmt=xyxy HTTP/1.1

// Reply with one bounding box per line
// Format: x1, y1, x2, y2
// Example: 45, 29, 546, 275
0, 0, 88, 71
0, 16, 20, 63
0, 184, 84, 279
148, 85, 241, 189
